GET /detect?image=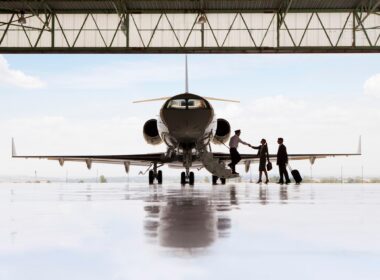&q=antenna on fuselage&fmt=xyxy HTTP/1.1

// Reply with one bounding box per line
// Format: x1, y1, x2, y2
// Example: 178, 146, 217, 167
185, 55, 189, 93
